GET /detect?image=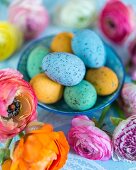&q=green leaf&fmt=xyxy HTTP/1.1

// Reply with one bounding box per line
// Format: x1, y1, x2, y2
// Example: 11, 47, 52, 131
110, 117, 124, 126
112, 102, 126, 119
132, 80, 136, 84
